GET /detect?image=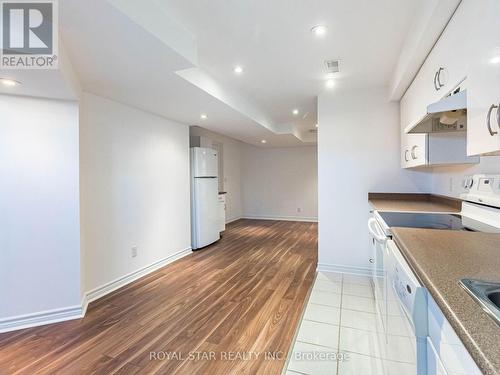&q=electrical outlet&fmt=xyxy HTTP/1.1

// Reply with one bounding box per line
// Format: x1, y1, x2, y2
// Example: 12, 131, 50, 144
131, 246, 138, 258
297, 207, 302, 213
